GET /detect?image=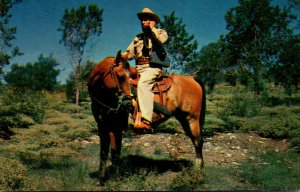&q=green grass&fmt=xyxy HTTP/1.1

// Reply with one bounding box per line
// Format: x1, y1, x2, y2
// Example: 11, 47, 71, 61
238, 151, 300, 190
